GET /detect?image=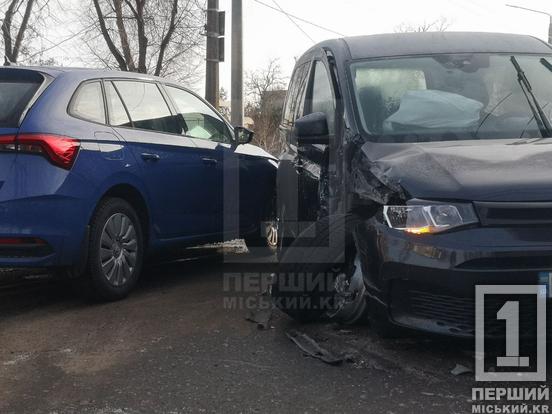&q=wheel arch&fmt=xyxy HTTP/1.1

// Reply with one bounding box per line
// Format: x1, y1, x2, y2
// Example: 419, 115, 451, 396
94, 184, 152, 250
